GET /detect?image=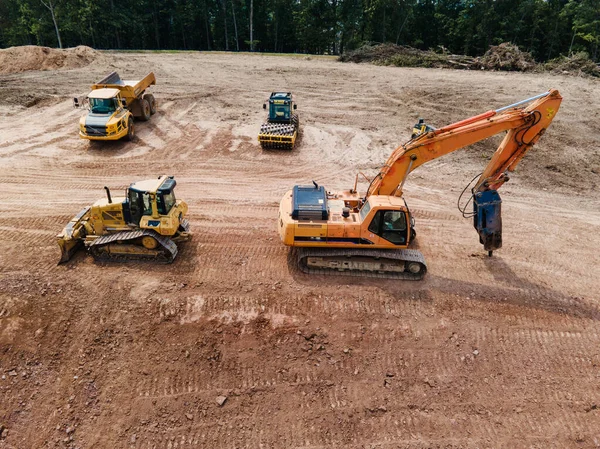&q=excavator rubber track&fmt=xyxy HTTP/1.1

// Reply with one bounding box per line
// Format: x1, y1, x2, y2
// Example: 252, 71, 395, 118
296, 247, 427, 280
86, 229, 178, 263
259, 114, 299, 150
